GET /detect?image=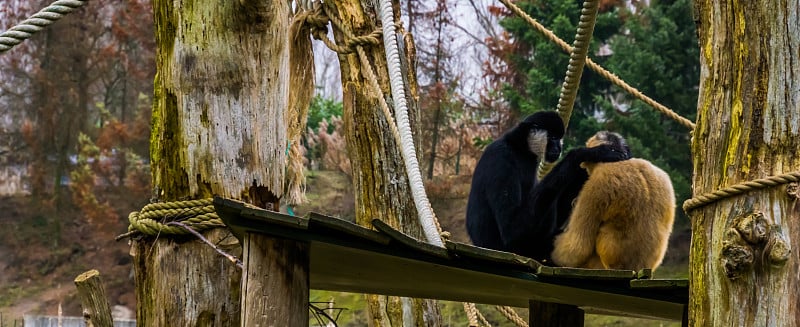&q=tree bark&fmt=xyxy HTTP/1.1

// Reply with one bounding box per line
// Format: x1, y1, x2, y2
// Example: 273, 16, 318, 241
74, 270, 114, 327
133, 0, 302, 325
327, 0, 441, 325
689, 0, 800, 325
